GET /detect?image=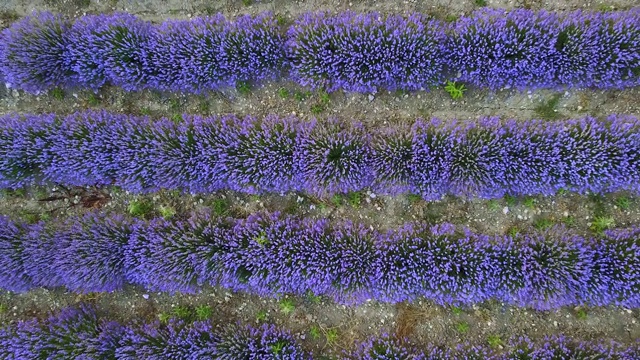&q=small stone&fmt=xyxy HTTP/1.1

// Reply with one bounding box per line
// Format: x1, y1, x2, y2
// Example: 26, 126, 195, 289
502, 207, 509, 215
296, 196, 304, 203
577, 106, 583, 111
563, 211, 569, 217
299, 334, 305, 340
517, 215, 523, 220
553, 321, 558, 327
369, 193, 376, 198
368, 94, 374, 102
142, 294, 149, 299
